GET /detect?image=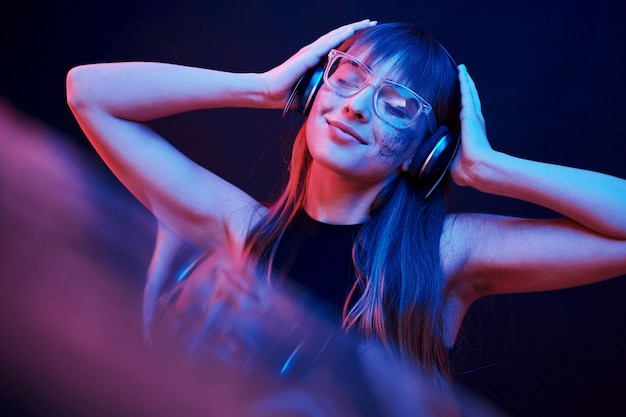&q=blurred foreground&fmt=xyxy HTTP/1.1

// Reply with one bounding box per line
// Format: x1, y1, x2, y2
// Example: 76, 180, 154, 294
0, 99, 505, 417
